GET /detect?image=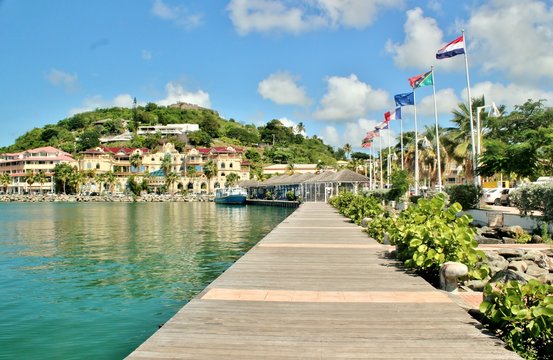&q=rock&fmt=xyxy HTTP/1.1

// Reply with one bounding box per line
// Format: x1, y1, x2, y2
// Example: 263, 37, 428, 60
497, 225, 525, 239
496, 248, 525, 258
488, 269, 535, 286
477, 227, 502, 239
531, 234, 544, 243
488, 258, 509, 277
526, 264, 550, 278
502, 237, 518, 244
538, 273, 553, 285
360, 217, 372, 227
474, 234, 502, 244
465, 279, 487, 292
522, 250, 546, 262
508, 260, 529, 273
440, 262, 469, 292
